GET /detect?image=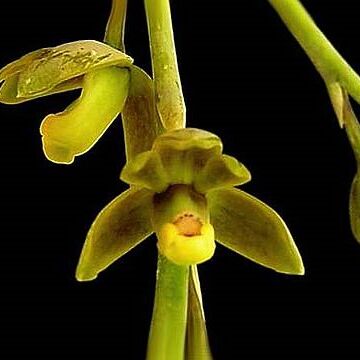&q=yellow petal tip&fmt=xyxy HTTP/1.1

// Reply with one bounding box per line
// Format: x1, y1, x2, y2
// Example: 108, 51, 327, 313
42, 136, 75, 164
